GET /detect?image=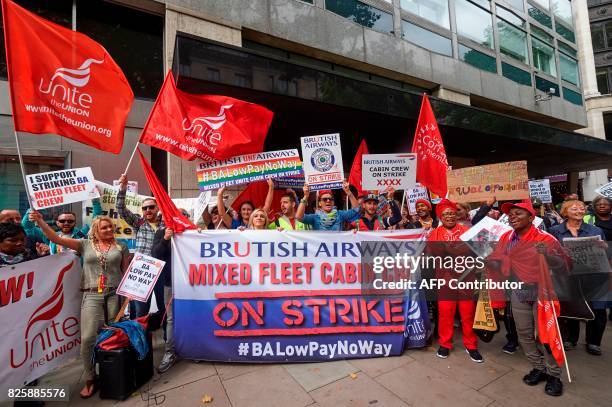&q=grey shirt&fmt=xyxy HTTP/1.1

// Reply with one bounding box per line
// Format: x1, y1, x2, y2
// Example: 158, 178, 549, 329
78, 239, 129, 290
